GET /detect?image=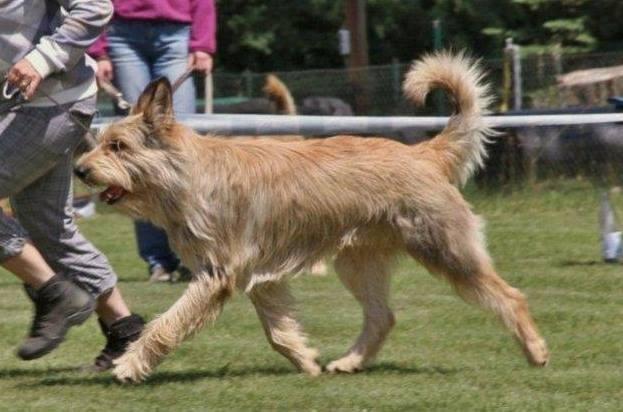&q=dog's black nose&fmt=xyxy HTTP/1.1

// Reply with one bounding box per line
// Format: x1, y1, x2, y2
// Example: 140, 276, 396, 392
74, 165, 90, 180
